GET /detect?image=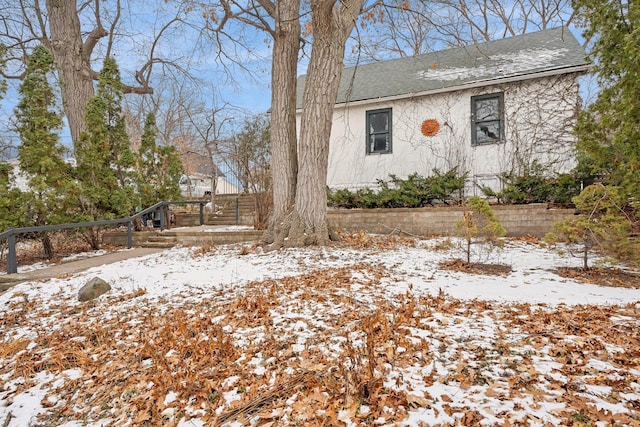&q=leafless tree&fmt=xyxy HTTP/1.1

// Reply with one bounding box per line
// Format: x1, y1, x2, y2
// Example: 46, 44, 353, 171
276, 0, 369, 246
181, 96, 242, 206
0, 0, 197, 149
223, 114, 272, 228
353, 0, 575, 62
200, 0, 398, 246
194, 0, 300, 241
